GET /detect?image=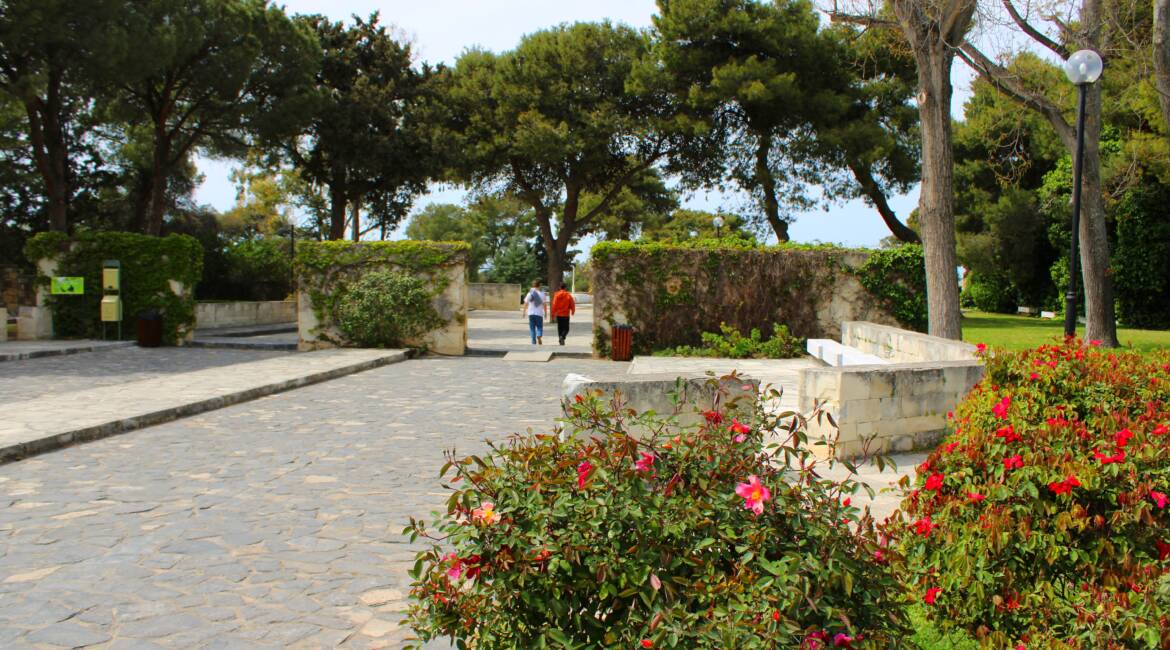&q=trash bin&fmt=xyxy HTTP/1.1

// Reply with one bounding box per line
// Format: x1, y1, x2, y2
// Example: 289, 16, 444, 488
611, 324, 634, 361
136, 309, 163, 347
